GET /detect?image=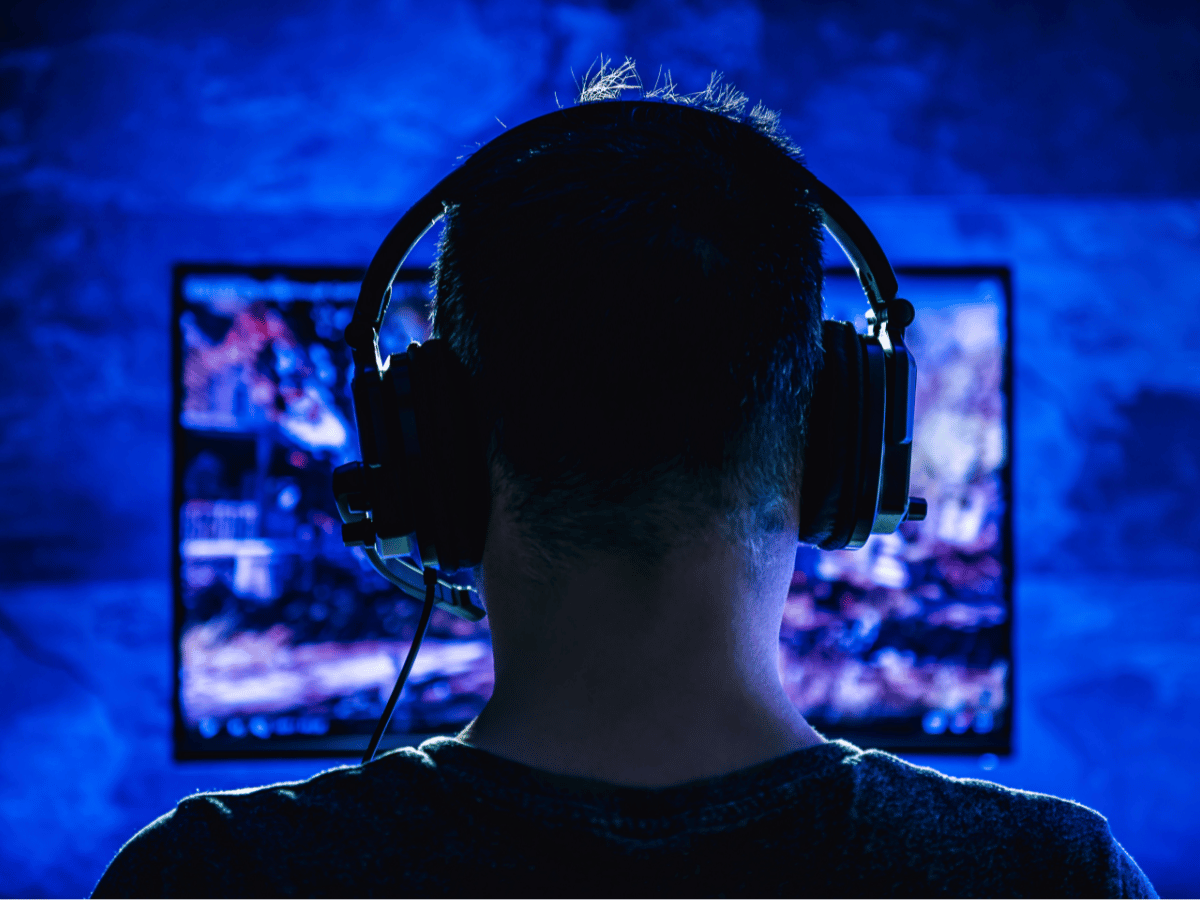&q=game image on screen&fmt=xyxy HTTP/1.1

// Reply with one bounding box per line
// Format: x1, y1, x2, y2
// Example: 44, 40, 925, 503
173, 264, 1012, 758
